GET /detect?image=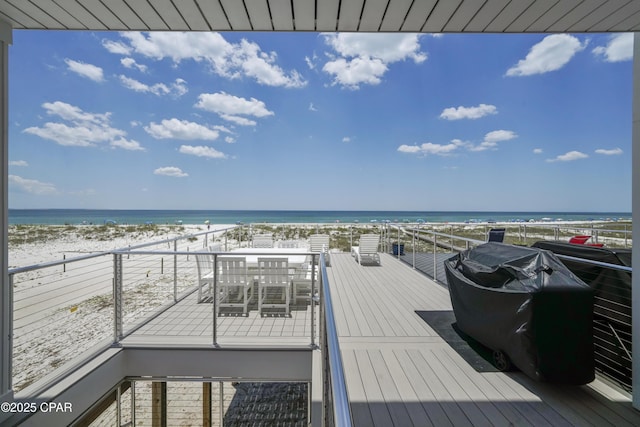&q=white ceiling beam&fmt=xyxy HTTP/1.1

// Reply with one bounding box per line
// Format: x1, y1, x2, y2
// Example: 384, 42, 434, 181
292, 0, 315, 30
0, 1, 43, 29
359, 0, 387, 31
443, 0, 486, 32
220, 0, 252, 30
174, 0, 212, 31
422, 0, 461, 33
245, 0, 272, 31
548, 0, 603, 32
338, 0, 364, 31
55, 0, 110, 30
5, 0, 66, 29
195, 0, 230, 31
465, 0, 510, 32
380, 0, 413, 31
505, 0, 557, 32
152, 0, 189, 30
77, 0, 127, 30
317, 0, 339, 31
589, 2, 640, 32
100, 0, 146, 30
270, 0, 294, 31
485, 0, 535, 32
